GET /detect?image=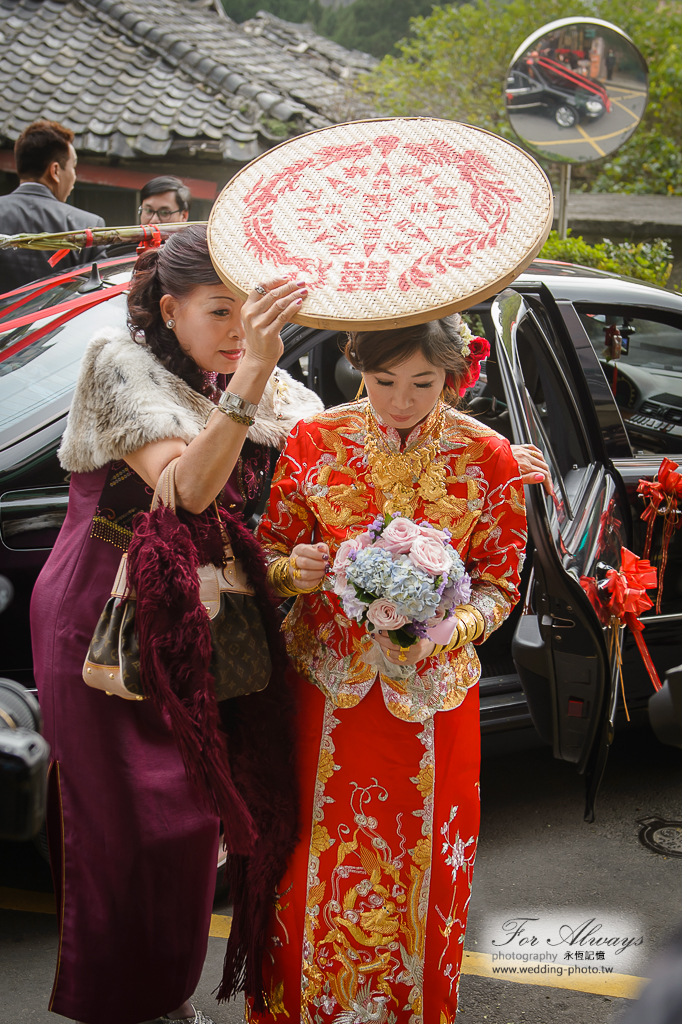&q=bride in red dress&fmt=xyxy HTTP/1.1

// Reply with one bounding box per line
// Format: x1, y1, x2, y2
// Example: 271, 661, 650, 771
252, 314, 527, 1023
